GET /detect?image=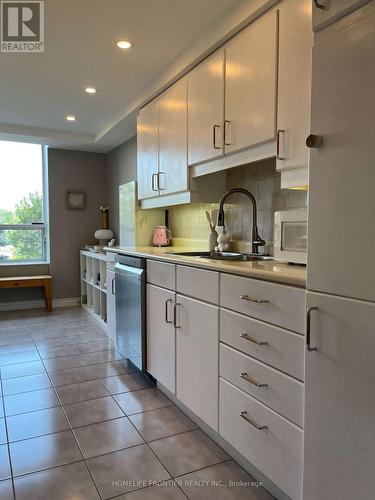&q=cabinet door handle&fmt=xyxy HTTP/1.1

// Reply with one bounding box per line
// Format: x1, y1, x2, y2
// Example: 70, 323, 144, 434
152, 173, 158, 192
240, 372, 268, 388
224, 120, 231, 146
213, 124, 221, 150
173, 302, 181, 329
111, 277, 115, 295
306, 306, 318, 351
165, 298, 173, 324
313, 0, 326, 9
276, 129, 286, 160
240, 294, 269, 304
240, 410, 267, 431
240, 333, 269, 346
158, 172, 165, 191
